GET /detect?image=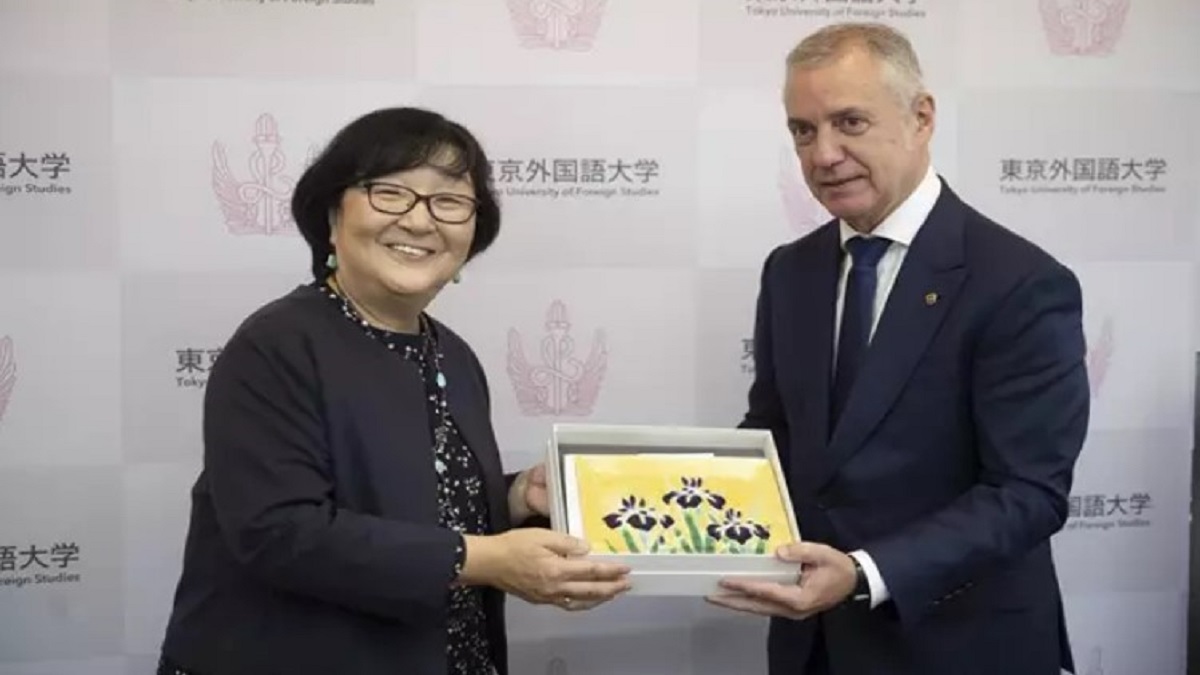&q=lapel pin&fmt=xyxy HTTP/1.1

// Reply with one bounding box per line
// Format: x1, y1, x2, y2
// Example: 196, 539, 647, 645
925, 292, 939, 306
